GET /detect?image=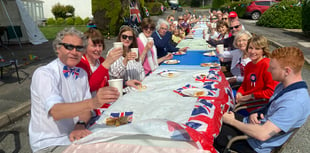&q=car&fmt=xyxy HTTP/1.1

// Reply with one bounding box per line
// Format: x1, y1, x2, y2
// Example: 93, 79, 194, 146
168, 0, 182, 11
245, 0, 279, 20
